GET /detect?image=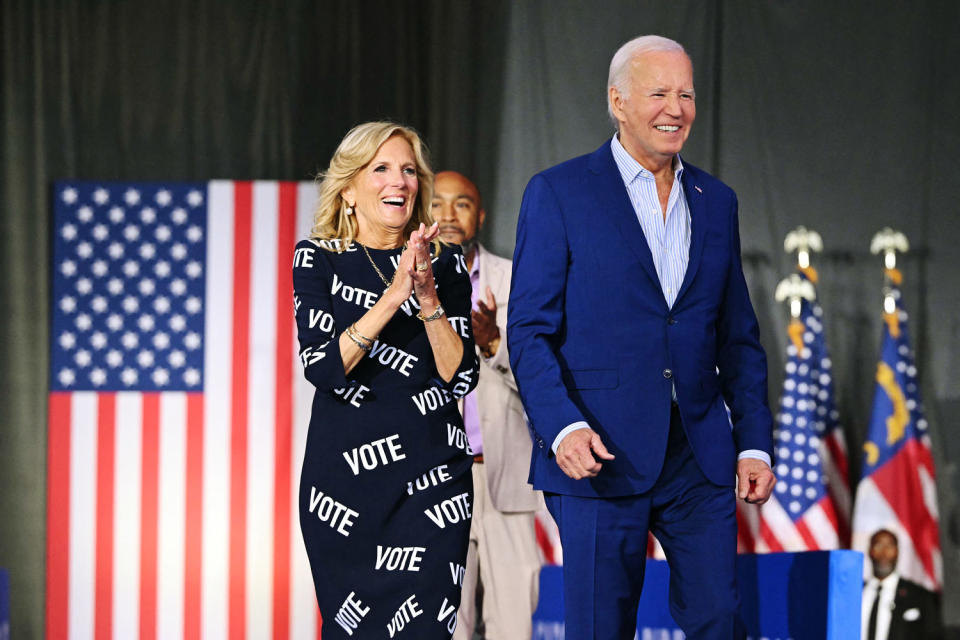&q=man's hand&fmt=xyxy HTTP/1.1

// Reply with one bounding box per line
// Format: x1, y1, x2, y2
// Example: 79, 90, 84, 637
555, 428, 615, 480
471, 286, 499, 353
737, 458, 776, 504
